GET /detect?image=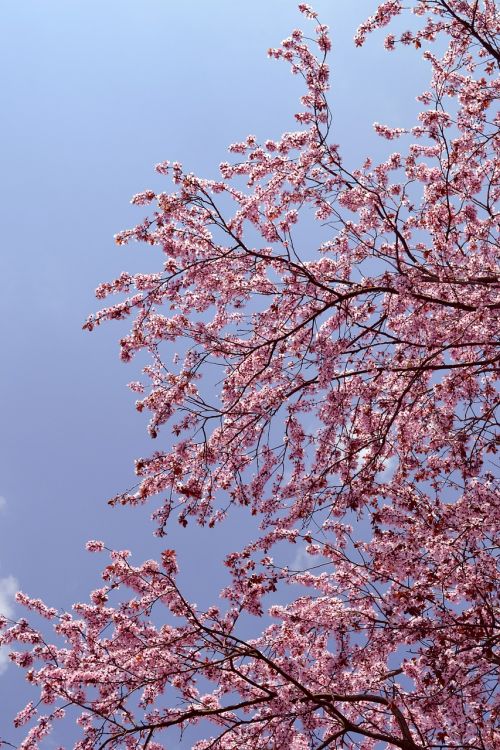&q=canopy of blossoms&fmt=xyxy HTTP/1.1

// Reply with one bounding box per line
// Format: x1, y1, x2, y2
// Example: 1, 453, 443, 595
2, 3, 499, 749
